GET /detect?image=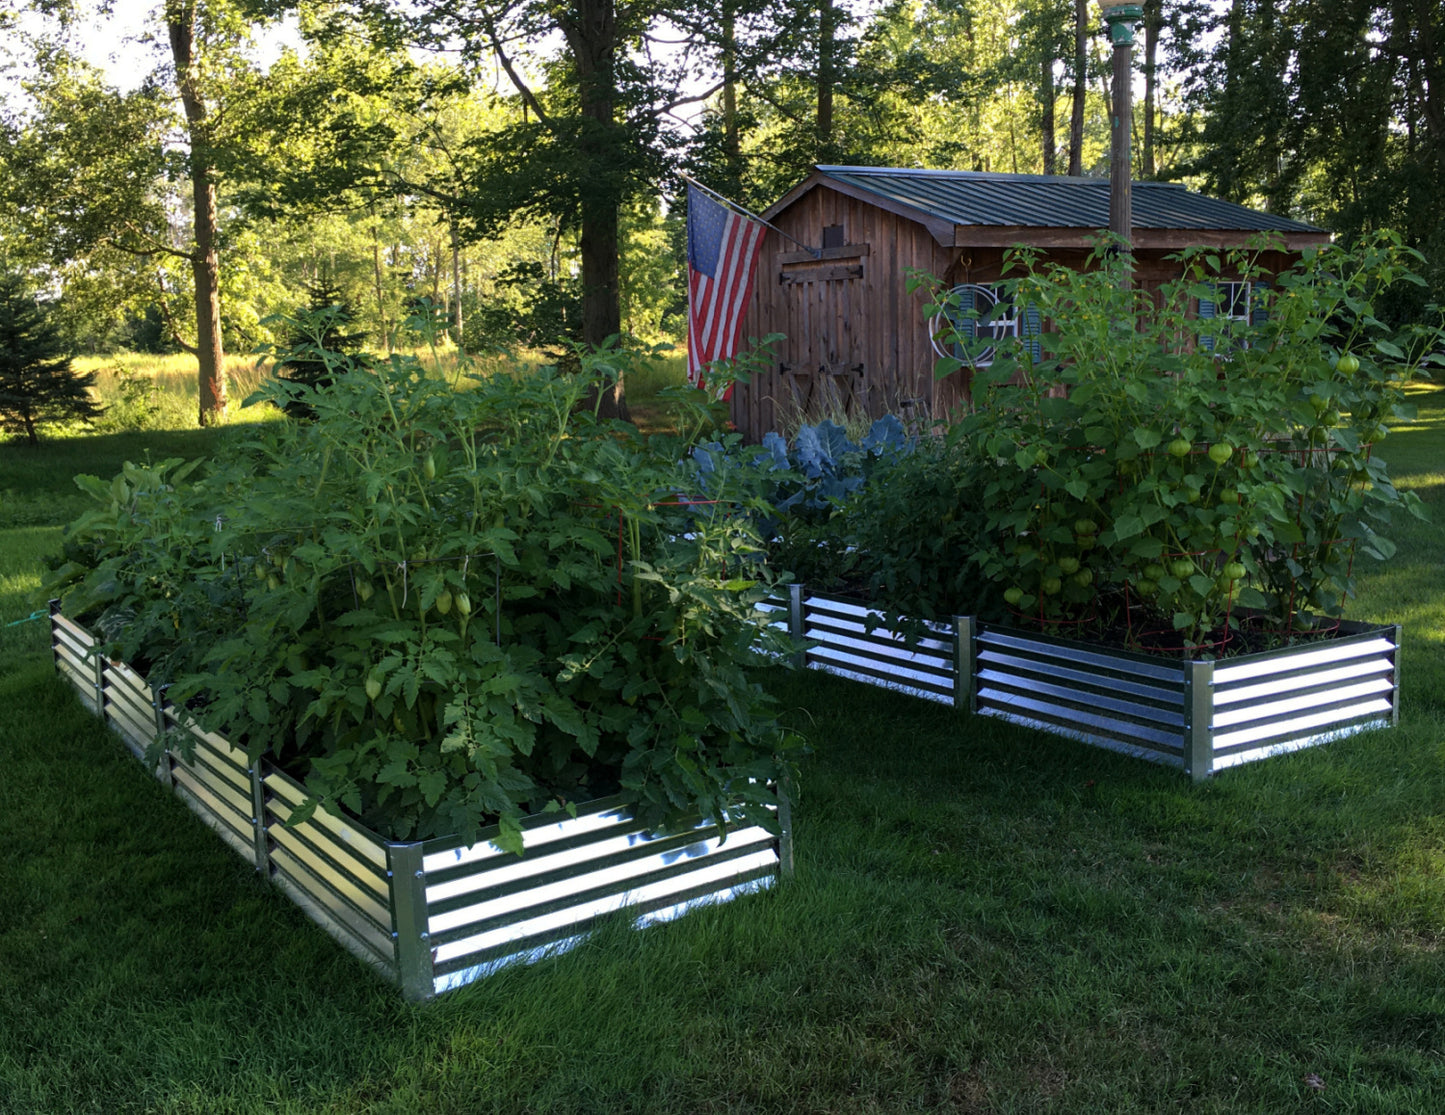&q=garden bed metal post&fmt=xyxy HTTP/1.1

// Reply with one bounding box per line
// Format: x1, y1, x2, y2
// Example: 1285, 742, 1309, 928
386, 841, 434, 1002
1183, 660, 1215, 781
788, 584, 806, 670
777, 777, 795, 878
47, 598, 60, 670
153, 688, 175, 789
1390, 624, 1403, 728
248, 761, 270, 874
953, 616, 976, 713
92, 636, 106, 718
